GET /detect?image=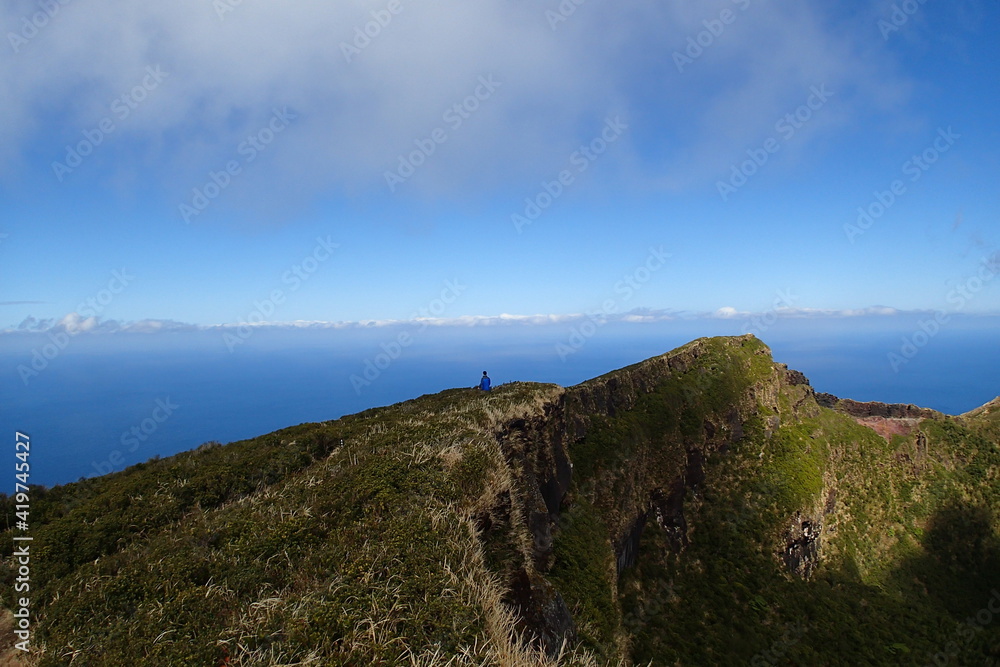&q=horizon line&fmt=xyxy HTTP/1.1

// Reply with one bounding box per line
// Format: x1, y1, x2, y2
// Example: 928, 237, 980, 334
5, 305, 1000, 336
